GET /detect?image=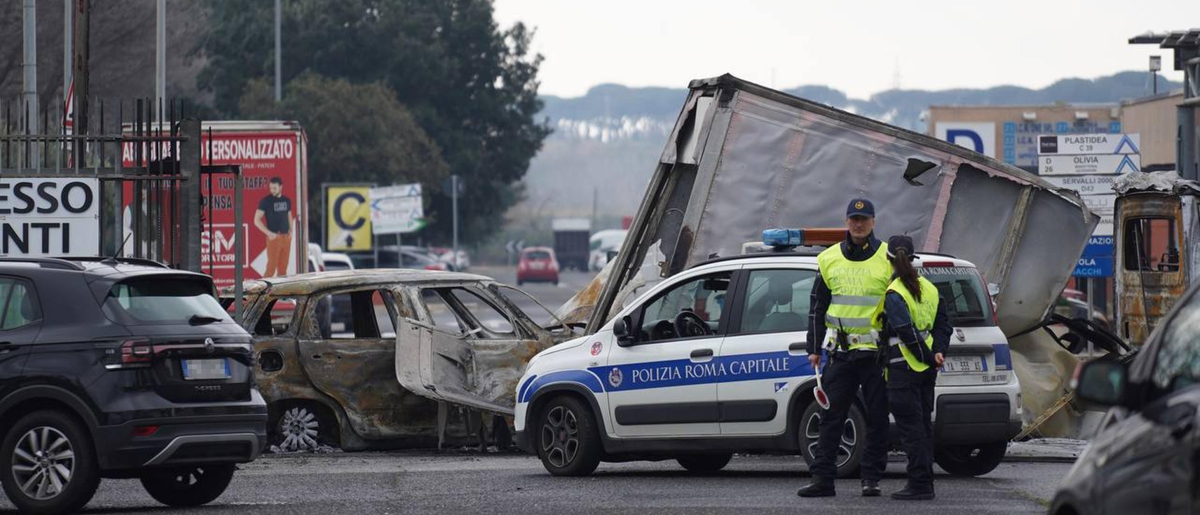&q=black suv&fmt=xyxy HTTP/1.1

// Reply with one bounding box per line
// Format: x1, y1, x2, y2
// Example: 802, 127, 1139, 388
0, 258, 266, 514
